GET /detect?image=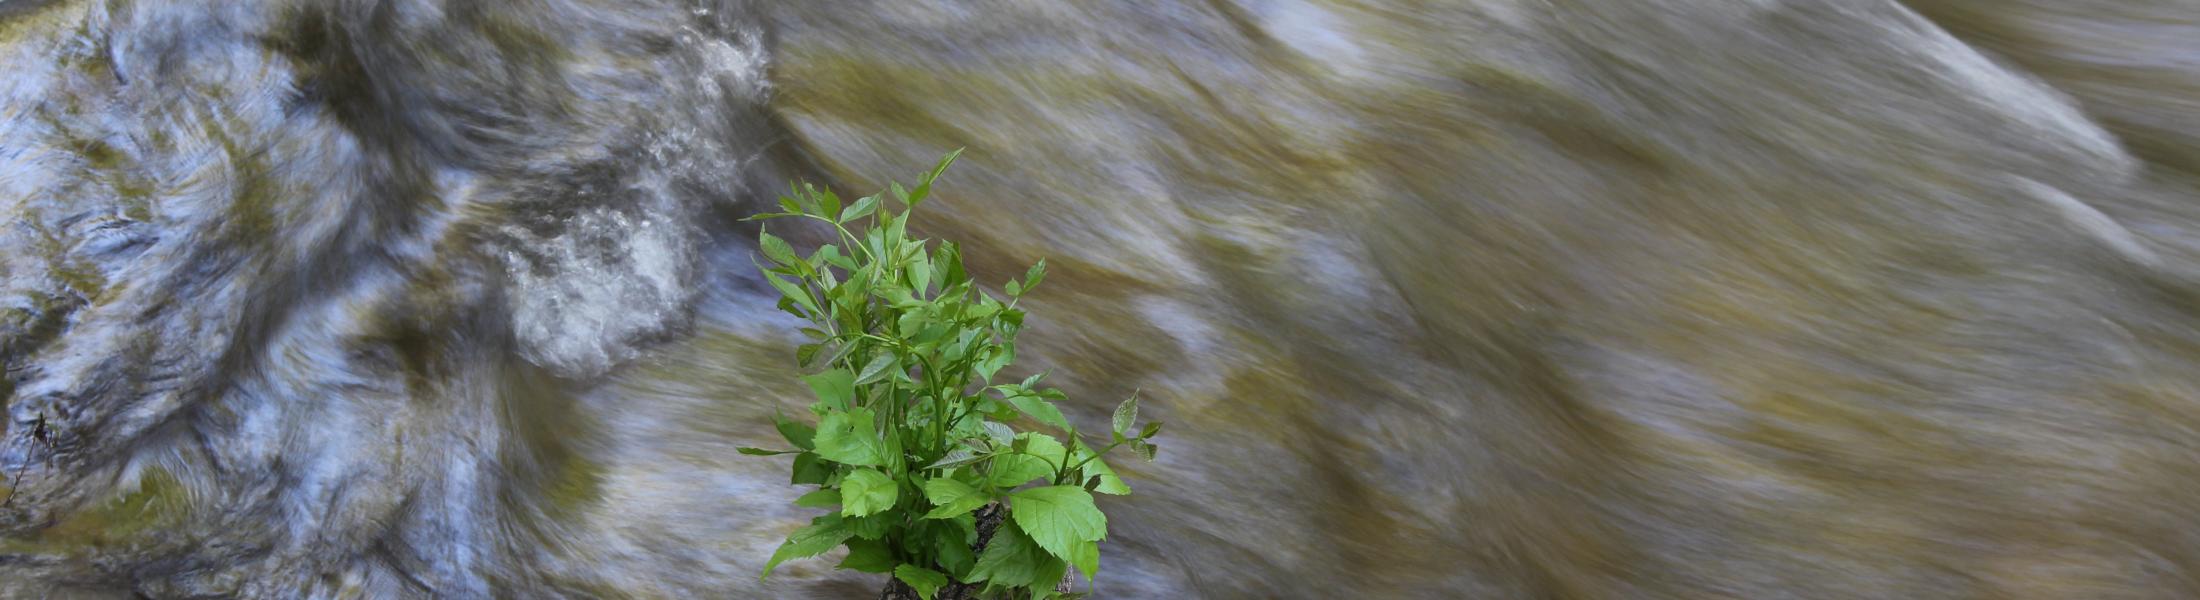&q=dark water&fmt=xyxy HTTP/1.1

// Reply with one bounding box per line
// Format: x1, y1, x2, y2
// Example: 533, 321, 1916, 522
5, 0, 2200, 598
